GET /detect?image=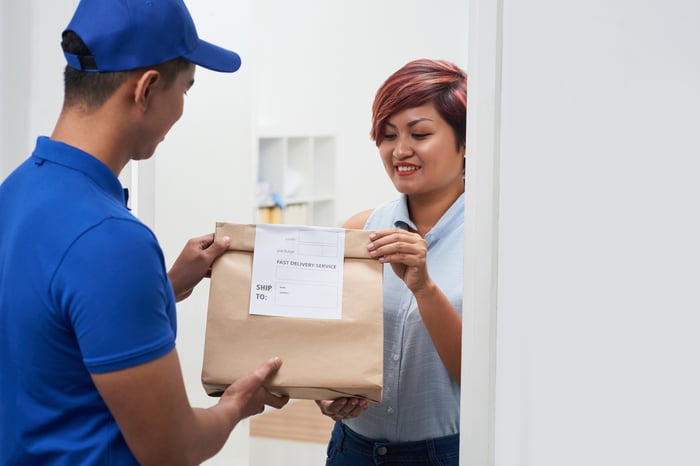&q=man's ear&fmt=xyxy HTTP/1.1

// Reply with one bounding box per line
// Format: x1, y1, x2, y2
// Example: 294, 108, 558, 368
133, 70, 161, 110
